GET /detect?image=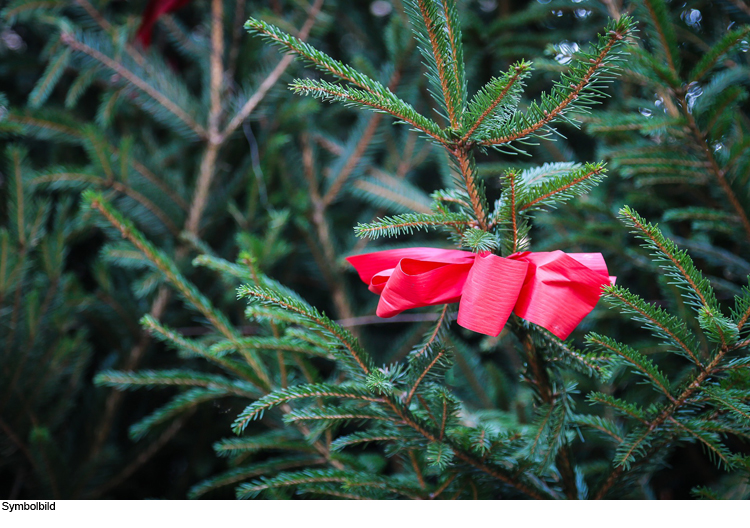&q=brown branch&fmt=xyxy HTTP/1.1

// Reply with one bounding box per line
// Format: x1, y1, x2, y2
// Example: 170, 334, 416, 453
184, 0, 225, 235
454, 148, 487, 229
730, 0, 750, 17
221, 0, 323, 141
440, 0, 462, 119
405, 349, 445, 406
599, 0, 622, 19
414, 305, 450, 357
409, 450, 426, 489
507, 170, 518, 252
244, 290, 370, 375
429, 472, 457, 499
299, 136, 357, 322
352, 178, 433, 214
75, 0, 145, 66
